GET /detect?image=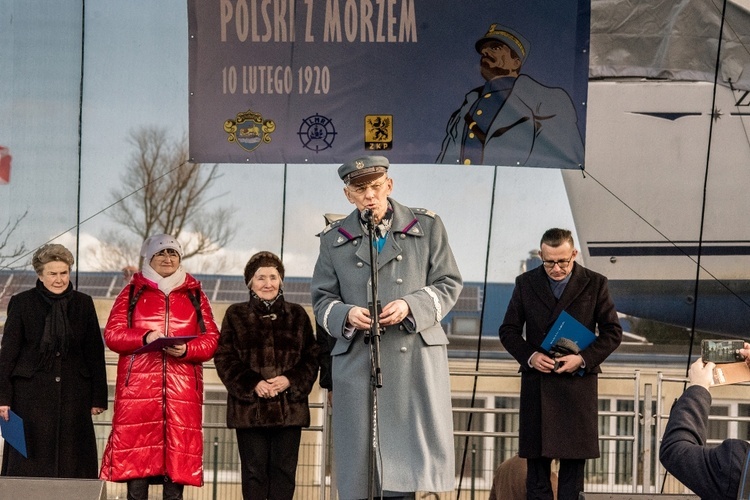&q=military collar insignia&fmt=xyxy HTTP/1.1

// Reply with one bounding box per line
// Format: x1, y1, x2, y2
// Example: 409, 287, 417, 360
401, 218, 419, 234
337, 227, 355, 241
